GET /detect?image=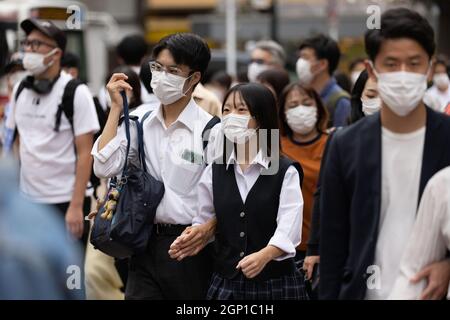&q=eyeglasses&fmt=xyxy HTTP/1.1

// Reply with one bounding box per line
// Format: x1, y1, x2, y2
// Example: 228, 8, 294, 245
149, 61, 188, 76
21, 39, 56, 51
